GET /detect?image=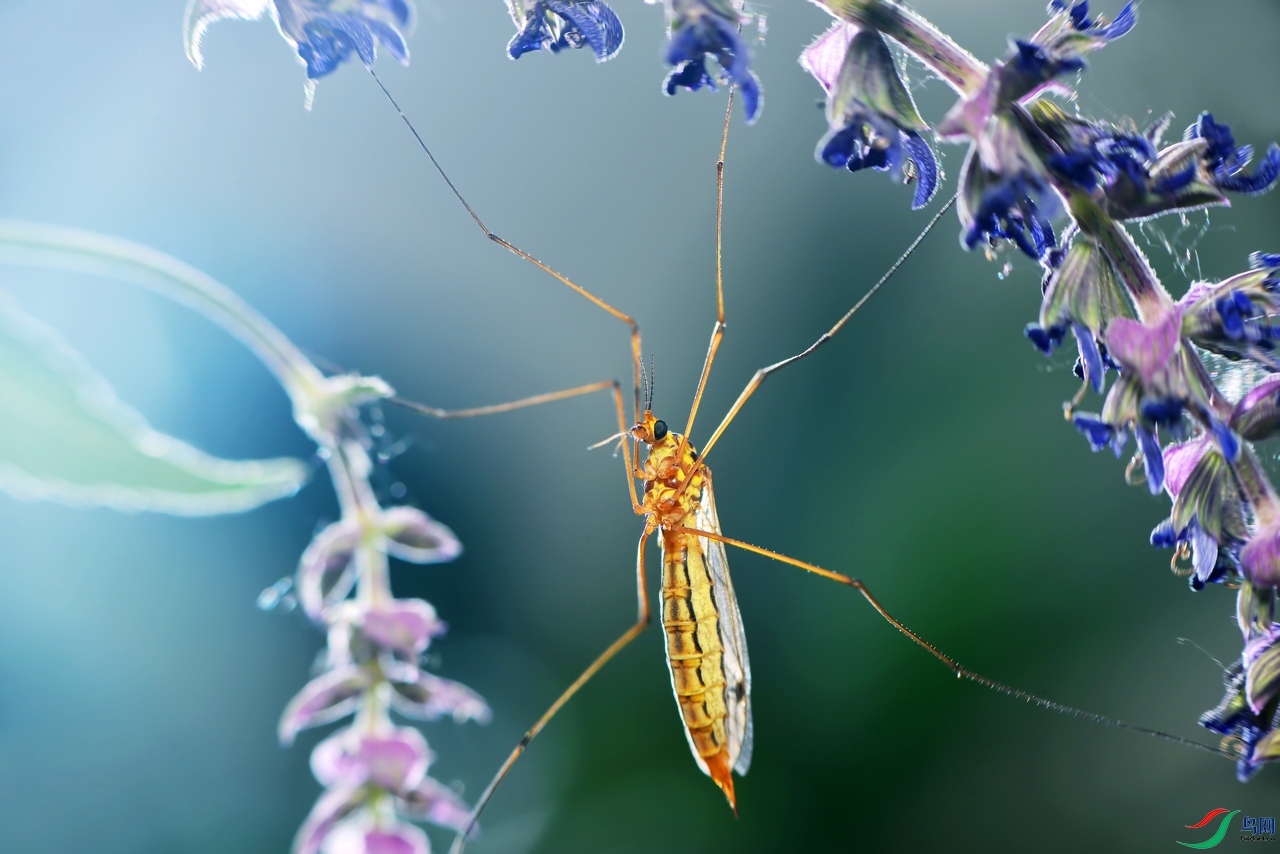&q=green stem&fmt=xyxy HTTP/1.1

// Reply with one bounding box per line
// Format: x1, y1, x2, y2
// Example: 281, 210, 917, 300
815, 0, 988, 96
0, 220, 327, 404
0, 220, 396, 602
1065, 195, 1173, 320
